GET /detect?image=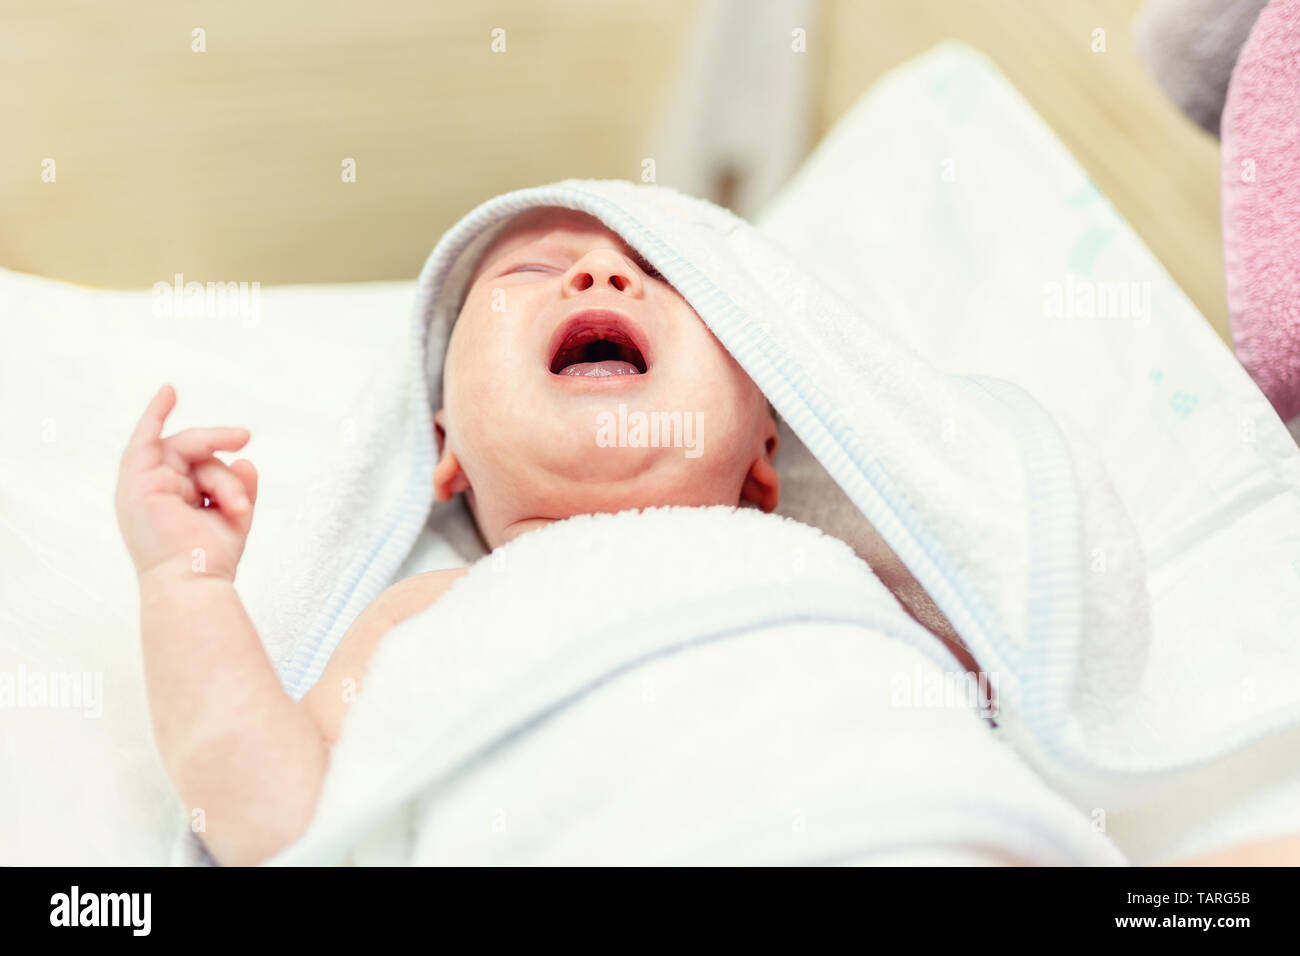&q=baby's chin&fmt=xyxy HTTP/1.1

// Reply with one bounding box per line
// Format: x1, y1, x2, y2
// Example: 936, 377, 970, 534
531, 430, 713, 487
497, 443, 735, 520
